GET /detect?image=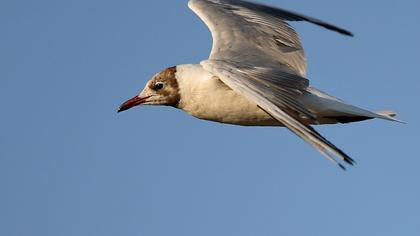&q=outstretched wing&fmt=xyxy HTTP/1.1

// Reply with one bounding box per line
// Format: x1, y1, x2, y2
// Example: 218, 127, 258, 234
189, 0, 352, 77
202, 60, 355, 169
190, 0, 355, 168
